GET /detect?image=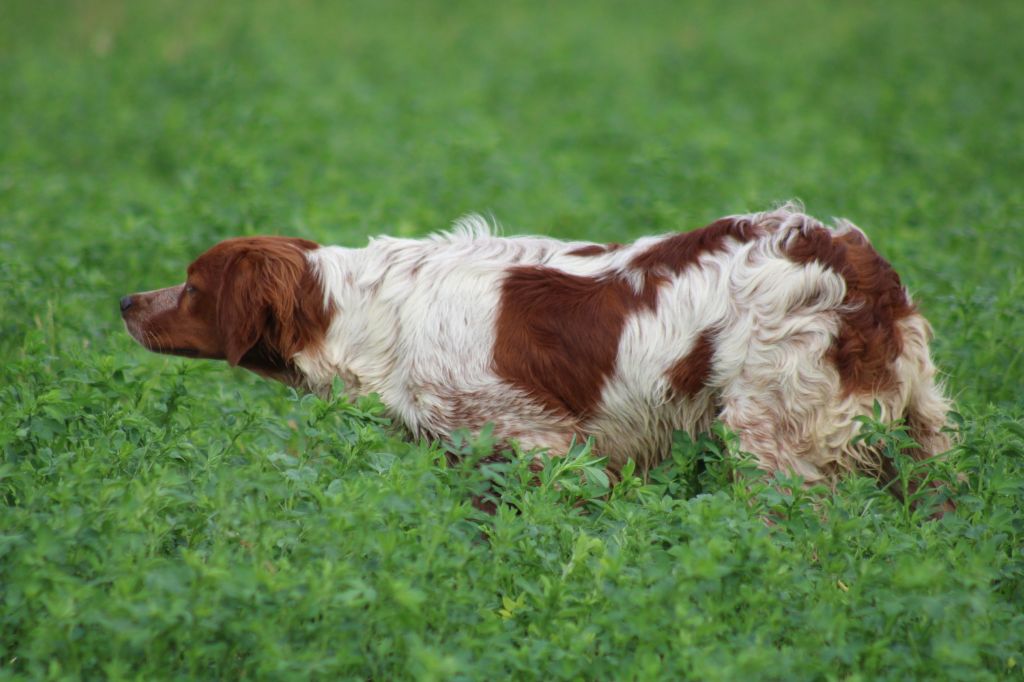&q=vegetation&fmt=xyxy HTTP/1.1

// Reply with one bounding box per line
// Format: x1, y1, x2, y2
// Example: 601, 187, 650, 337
2, 0, 1022, 678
